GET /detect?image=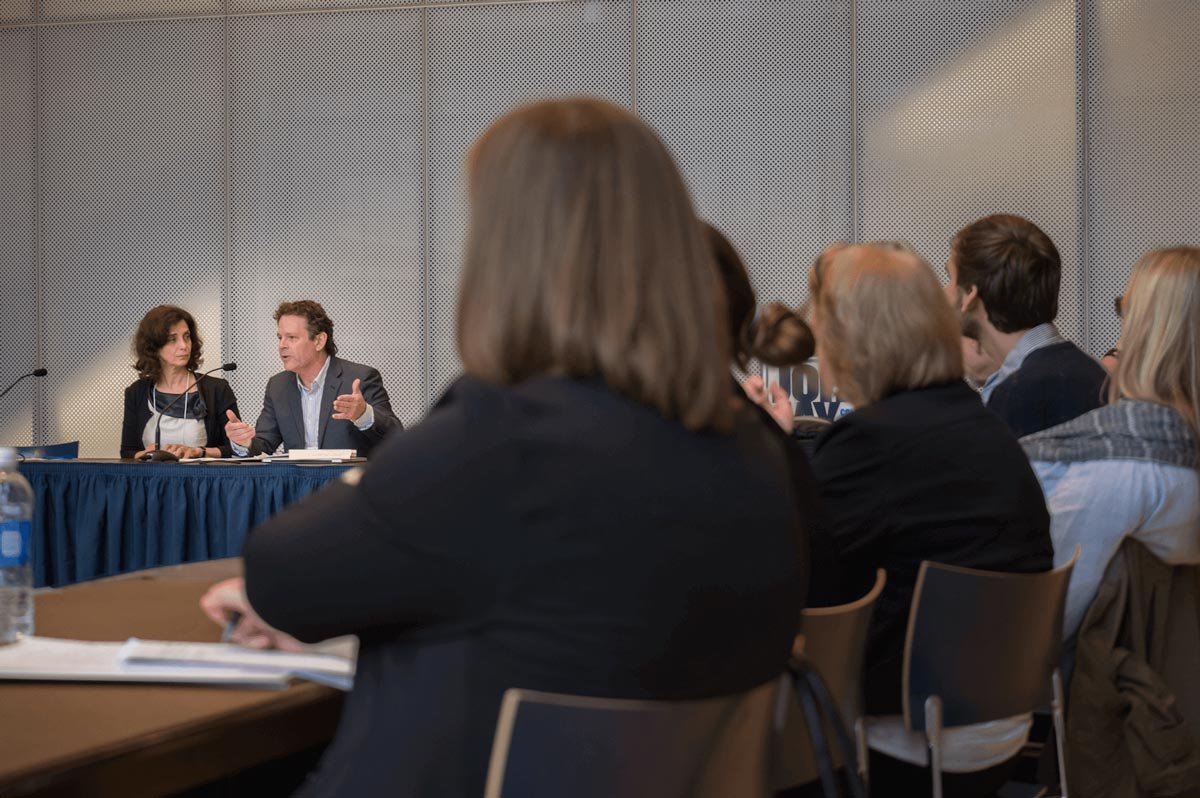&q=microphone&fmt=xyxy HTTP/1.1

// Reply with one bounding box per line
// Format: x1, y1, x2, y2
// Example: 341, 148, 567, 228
139, 363, 237, 462
0, 368, 48, 402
